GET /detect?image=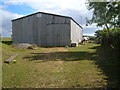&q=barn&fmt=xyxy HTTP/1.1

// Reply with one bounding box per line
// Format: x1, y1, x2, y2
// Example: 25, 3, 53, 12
12, 12, 83, 47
